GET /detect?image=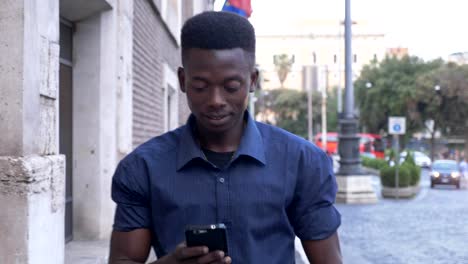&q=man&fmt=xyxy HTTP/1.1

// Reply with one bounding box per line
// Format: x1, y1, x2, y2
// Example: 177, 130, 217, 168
460, 156, 467, 178
109, 11, 341, 264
